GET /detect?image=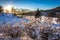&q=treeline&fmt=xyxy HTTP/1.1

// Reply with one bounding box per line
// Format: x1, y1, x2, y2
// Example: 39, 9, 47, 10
21, 9, 60, 18
20, 6, 60, 18
0, 5, 60, 18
